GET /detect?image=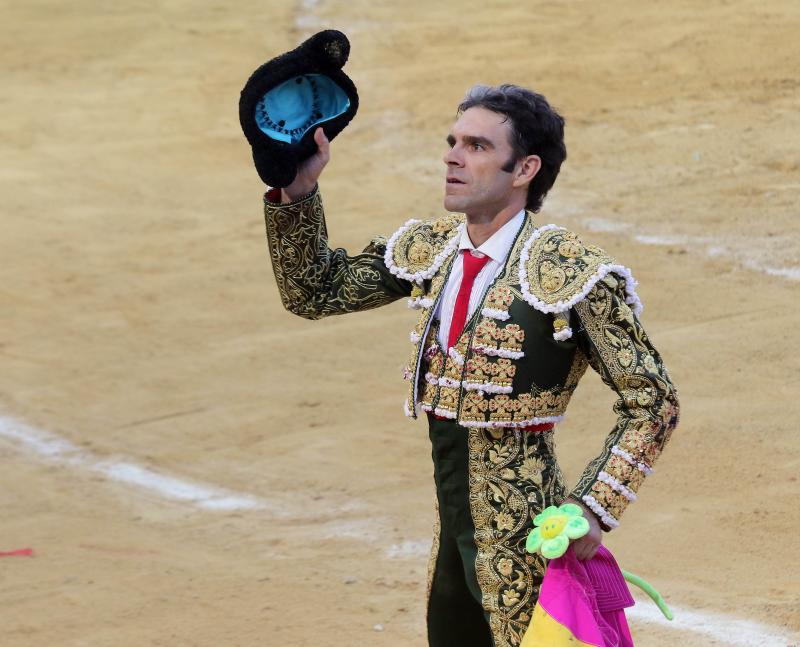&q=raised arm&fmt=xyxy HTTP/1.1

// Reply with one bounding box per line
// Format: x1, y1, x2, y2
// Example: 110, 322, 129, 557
570, 274, 680, 531
264, 128, 412, 319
